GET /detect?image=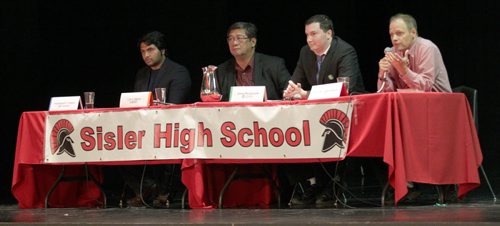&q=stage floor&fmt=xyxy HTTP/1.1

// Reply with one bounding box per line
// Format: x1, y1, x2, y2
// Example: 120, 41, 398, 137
2, 159, 500, 225
1, 199, 499, 225
2, 187, 499, 225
